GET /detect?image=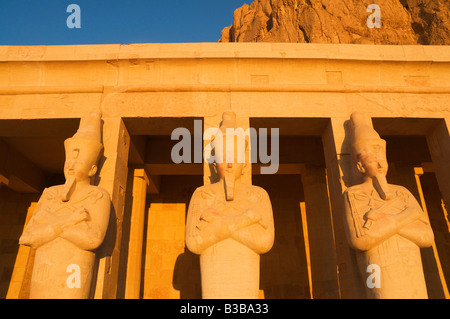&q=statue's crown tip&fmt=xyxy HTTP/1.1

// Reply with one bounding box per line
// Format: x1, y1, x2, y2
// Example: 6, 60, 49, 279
220, 110, 237, 129
72, 112, 102, 142
350, 112, 372, 128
